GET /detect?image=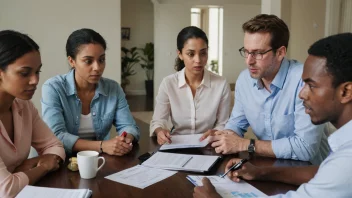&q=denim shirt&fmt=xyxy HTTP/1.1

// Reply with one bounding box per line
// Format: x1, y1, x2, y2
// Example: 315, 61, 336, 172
225, 58, 329, 163
41, 69, 140, 154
